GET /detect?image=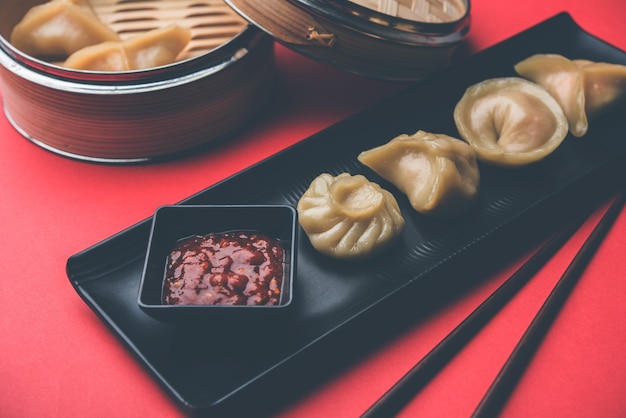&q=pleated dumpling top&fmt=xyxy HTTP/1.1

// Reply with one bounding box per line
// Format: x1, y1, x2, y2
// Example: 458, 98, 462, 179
297, 173, 405, 259
358, 130, 480, 218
